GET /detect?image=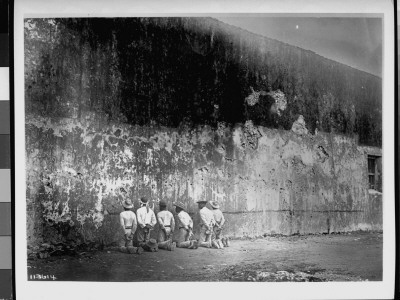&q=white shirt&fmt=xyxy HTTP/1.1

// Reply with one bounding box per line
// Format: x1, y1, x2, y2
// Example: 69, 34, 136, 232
119, 210, 137, 233
212, 209, 225, 227
199, 207, 215, 228
157, 210, 175, 229
177, 210, 193, 229
136, 206, 157, 228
